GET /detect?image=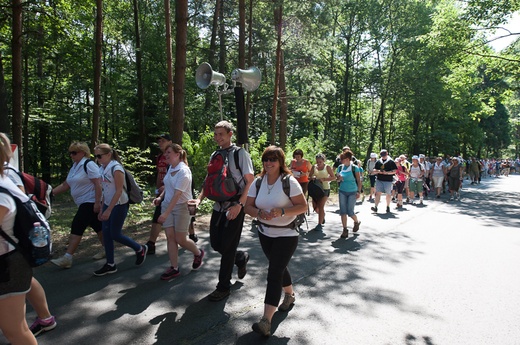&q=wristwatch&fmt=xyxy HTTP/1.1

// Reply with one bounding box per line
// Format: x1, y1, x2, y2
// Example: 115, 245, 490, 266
281, 208, 285, 217
238, 201, 244, 208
